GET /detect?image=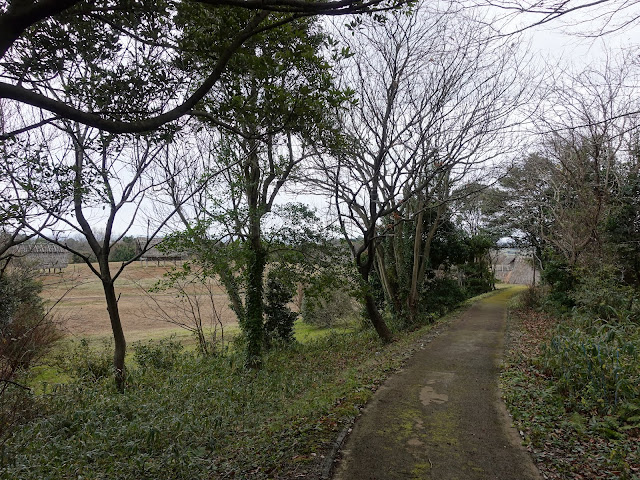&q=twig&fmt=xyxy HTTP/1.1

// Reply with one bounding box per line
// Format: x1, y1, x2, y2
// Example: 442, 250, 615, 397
0, 378, 32, 392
